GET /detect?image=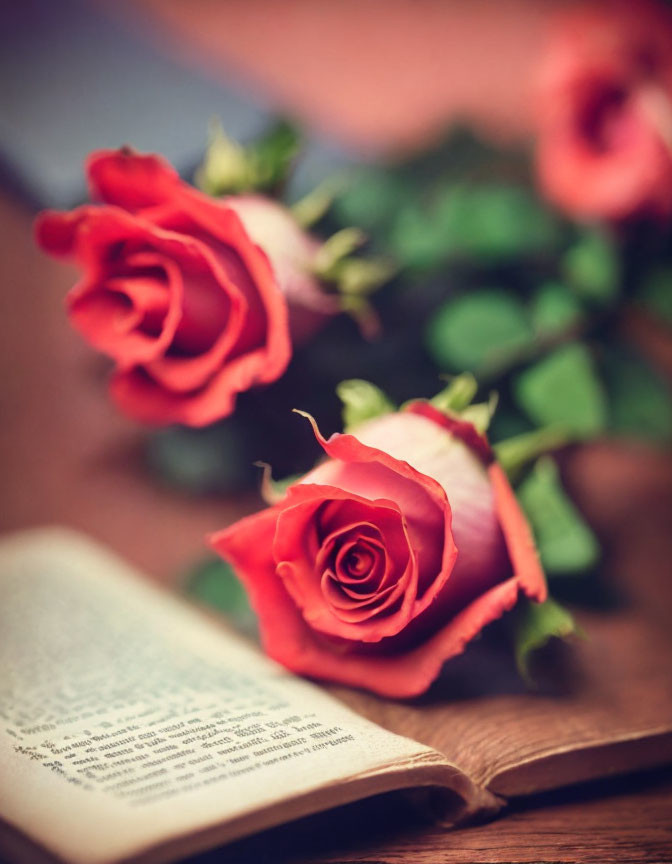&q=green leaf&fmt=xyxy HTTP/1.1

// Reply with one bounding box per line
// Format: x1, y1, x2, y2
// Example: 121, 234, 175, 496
514, 343, 607, 438
638, 267, 672, 325
336, 379, 395, 432
513, 596, 579, 684
564, 228, 619, 305
334, 168, 411, 235
389, 203, 446, 272
426, 290, 534, 373
603, 349, 672, 442
531, 281, 584, 336
433, 184, 560, 262
184, 557, 257, 637
517, 457, 600, 575
389, 184, 560, 272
